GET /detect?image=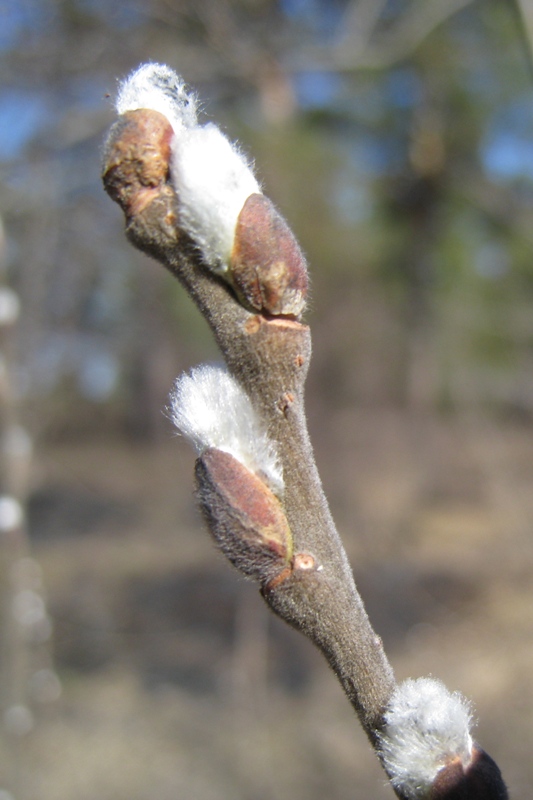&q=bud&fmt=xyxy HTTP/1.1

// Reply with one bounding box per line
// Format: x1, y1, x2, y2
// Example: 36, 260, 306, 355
113, 63, 260, 274
102, 108, 174, 217
379, 678, 474, 799
196, 448, 292, 582
231, 193, 308, 316
380, 678, 509, 799
430, 745, 508, 800
169, 364, 283, 494
110, 64, 308, 319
